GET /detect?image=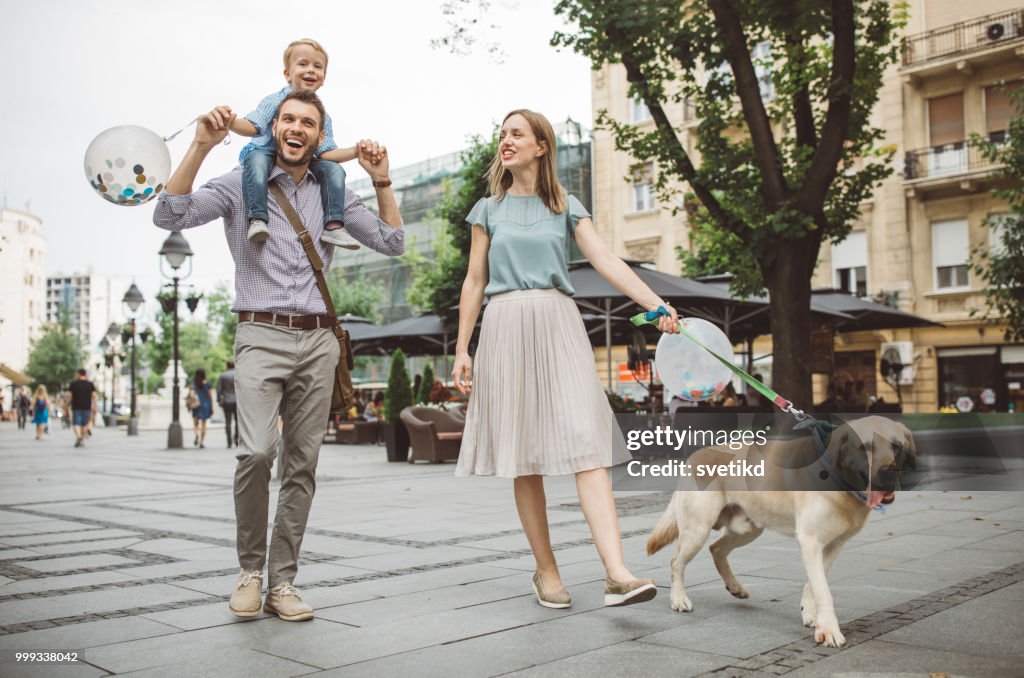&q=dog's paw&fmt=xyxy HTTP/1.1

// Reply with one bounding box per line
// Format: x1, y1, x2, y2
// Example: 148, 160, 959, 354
670, 594, 693, 612
814, 622, 846, 648
726, 582, 749, 599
